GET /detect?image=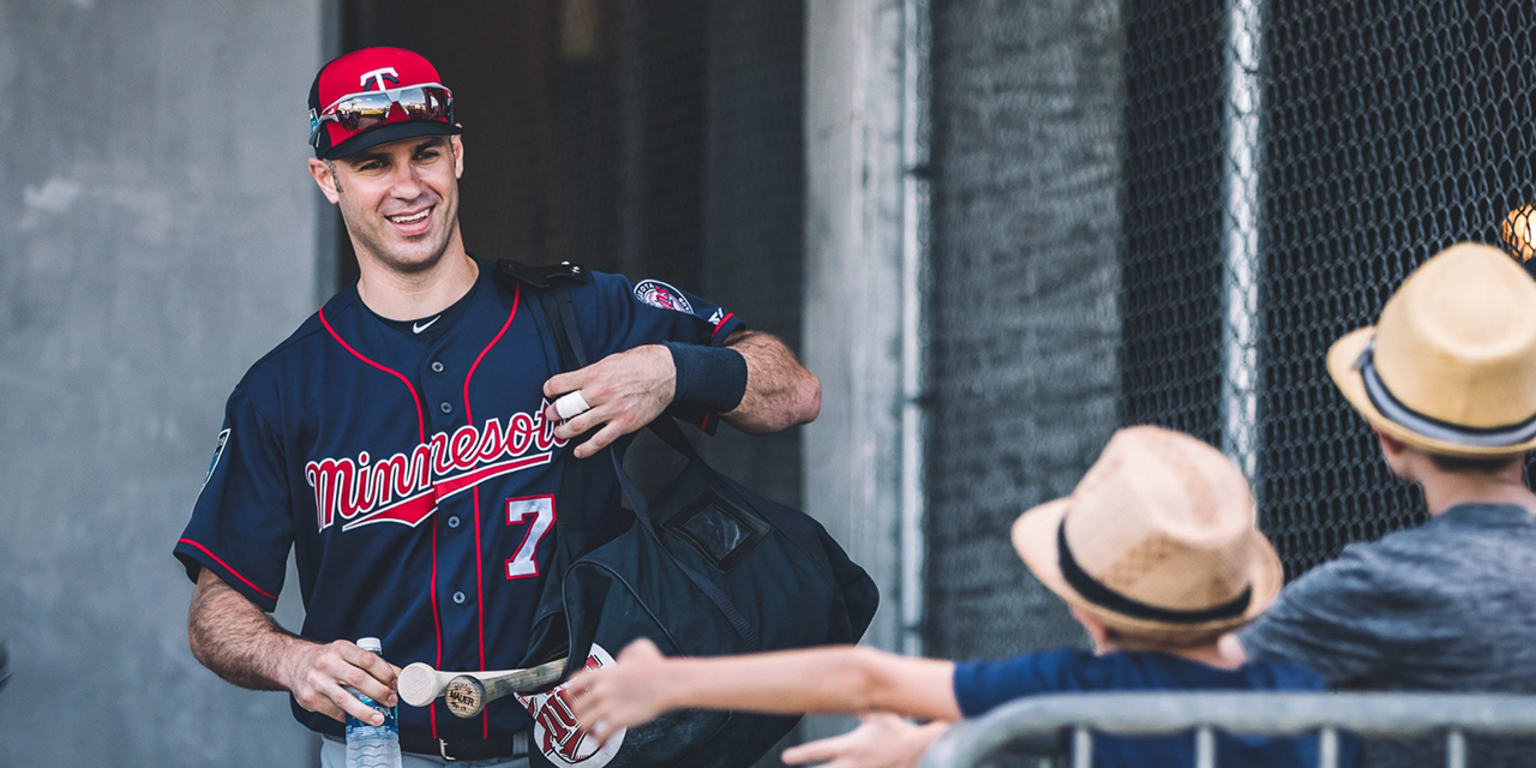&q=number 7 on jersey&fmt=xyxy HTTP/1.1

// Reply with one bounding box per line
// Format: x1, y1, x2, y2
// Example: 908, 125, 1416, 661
505, 495, 555, 579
